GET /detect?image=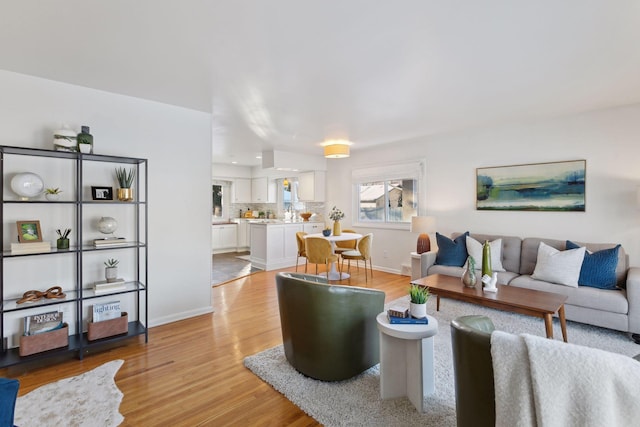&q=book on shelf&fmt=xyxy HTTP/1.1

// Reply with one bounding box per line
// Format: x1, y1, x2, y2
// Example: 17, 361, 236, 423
92, 300, 122, 322
94, 278, 127, 294
24, 310, 63, 336
387, 314, 429, 325
387, 304, 409, 318
94, 238, 130, 247
11, 241, 52, 254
